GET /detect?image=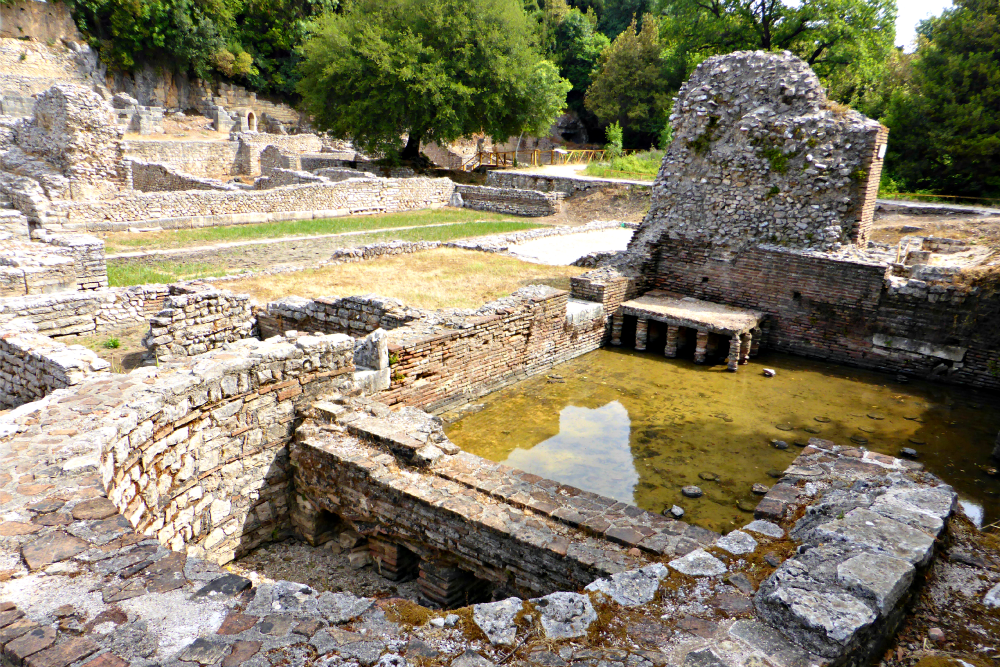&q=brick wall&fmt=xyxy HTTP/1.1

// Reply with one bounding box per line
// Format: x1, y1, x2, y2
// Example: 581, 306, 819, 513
379, 288, 606, 412
647, 239, 1000, 389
